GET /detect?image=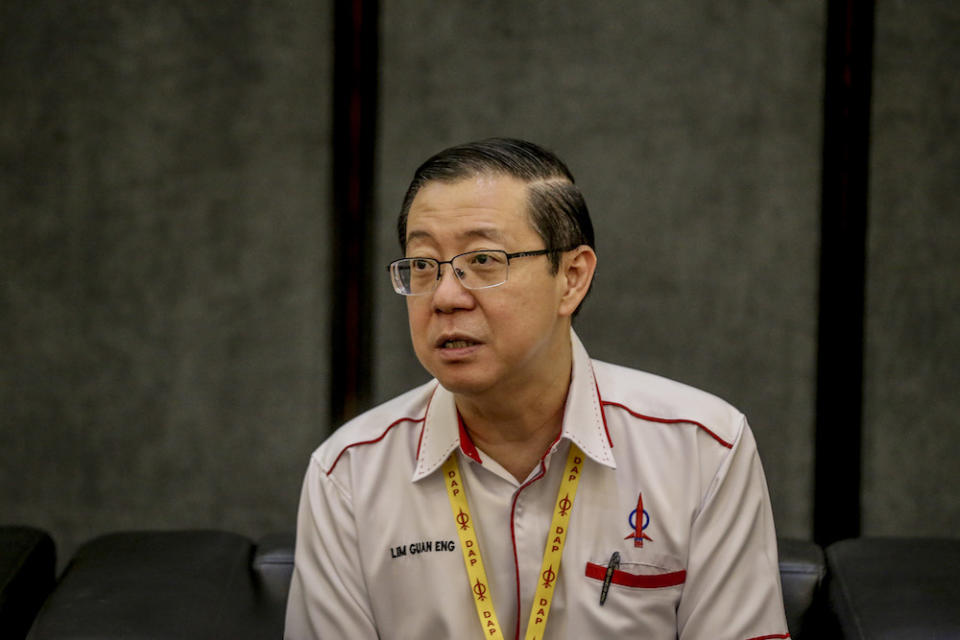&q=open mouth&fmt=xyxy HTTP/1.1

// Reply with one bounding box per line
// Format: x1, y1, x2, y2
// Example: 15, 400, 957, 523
441, 339, 478, 349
